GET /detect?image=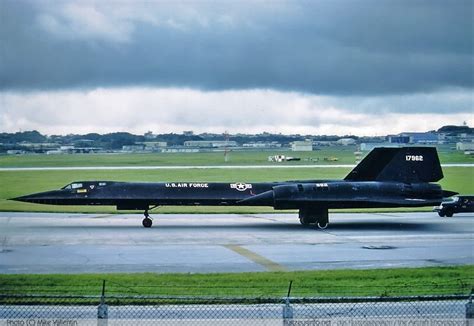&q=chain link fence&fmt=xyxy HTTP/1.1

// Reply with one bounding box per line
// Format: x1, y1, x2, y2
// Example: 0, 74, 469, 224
1, 293, 472, 325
